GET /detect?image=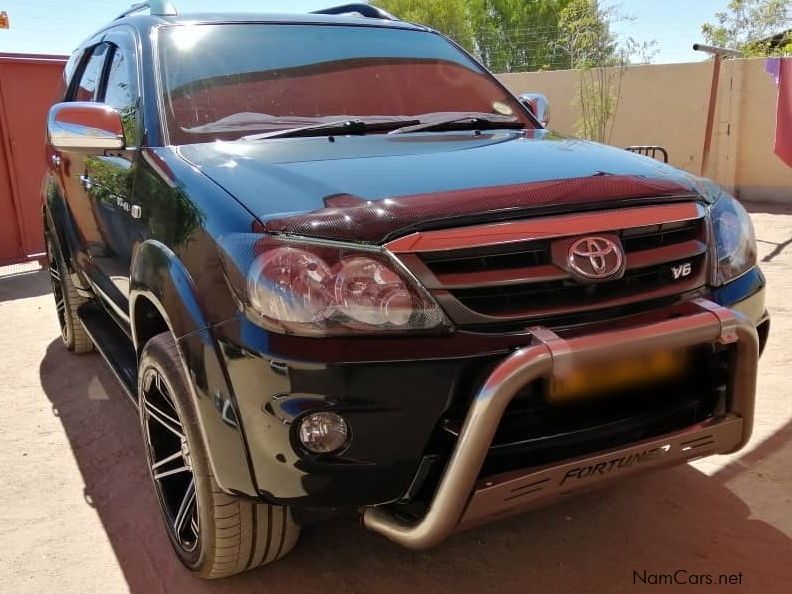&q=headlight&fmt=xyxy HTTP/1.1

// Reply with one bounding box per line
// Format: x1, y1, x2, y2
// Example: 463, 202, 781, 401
220, 234, 452, 336
710, 194, 757, 285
